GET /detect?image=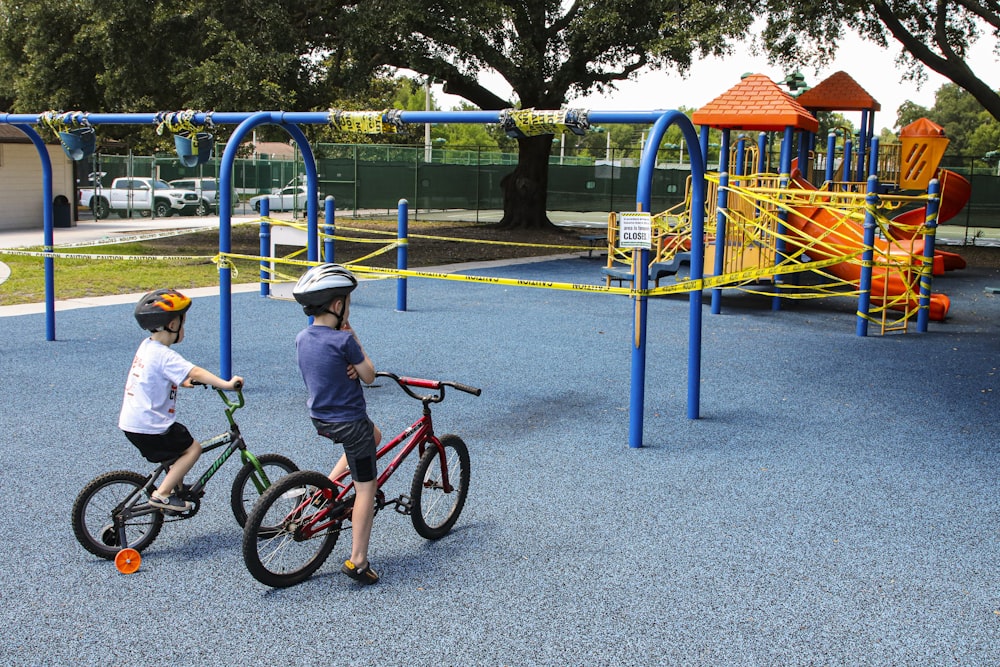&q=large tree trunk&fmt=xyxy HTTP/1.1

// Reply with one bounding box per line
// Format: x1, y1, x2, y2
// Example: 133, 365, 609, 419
496, 135, 558, 230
